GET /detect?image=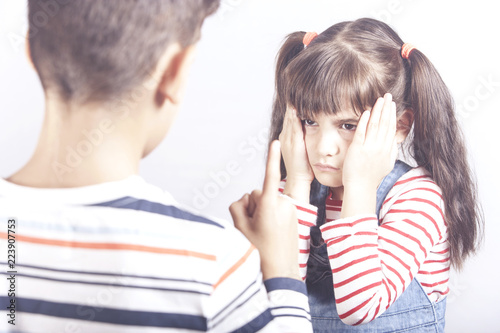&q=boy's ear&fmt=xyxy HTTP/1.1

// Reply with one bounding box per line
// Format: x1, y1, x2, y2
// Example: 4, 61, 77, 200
25, 38, 36, 71
155, 44, 197, 107
395, 109, 414, 143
